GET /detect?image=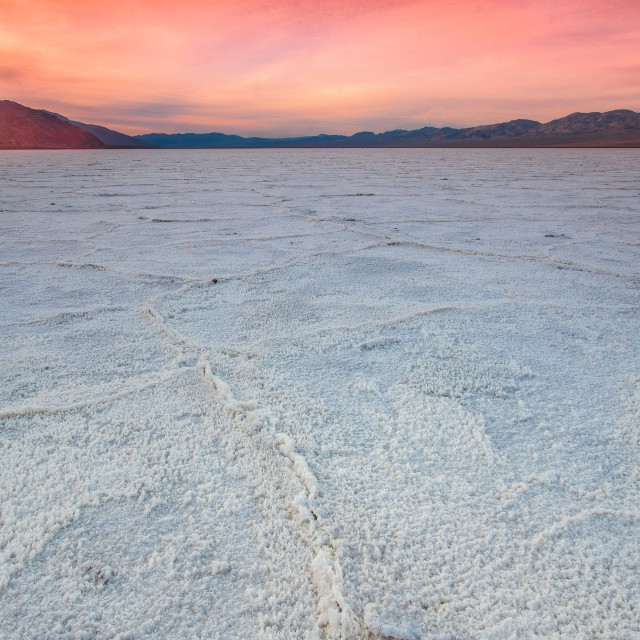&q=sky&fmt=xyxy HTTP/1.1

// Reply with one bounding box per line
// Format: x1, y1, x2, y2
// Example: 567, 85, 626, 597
1, 0, 639, 136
